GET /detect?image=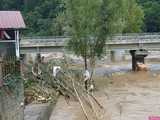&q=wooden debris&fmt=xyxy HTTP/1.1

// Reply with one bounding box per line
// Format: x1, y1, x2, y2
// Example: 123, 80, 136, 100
23, 60, 105, 119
